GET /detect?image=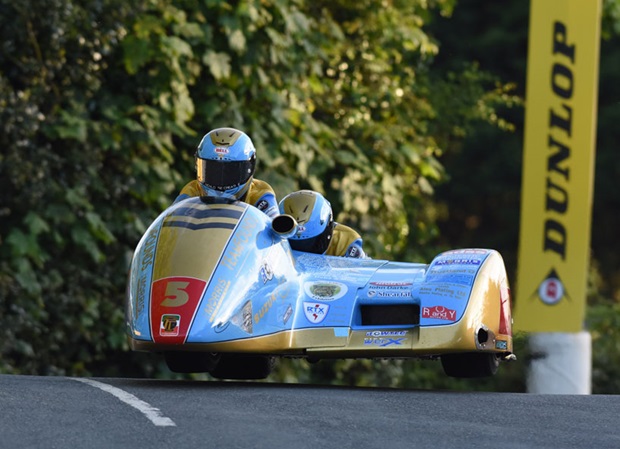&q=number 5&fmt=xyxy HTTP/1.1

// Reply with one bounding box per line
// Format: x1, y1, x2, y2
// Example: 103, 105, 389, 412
161, 281, 190, 307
